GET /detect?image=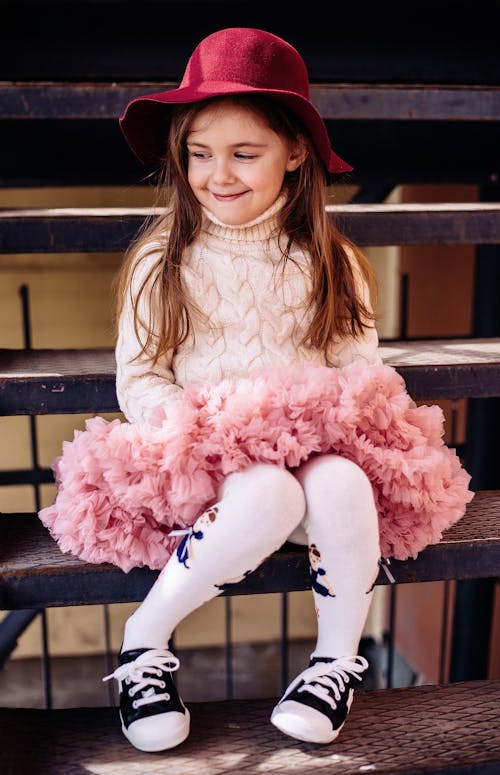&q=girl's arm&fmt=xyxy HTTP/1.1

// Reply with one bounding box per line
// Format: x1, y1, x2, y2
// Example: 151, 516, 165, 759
115, 248, 183, 424
115, 321, 182, 425
329, 323, 382, 368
